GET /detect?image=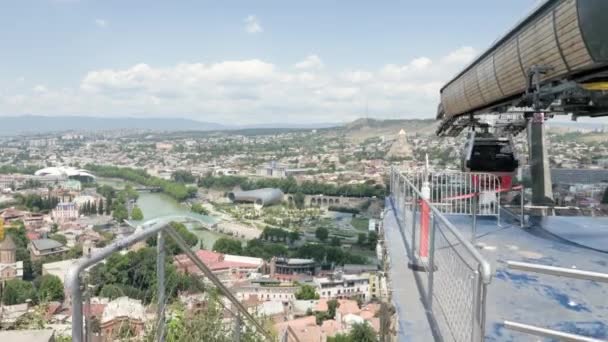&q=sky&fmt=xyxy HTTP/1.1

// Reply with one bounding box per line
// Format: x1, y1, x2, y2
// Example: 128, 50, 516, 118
0, 0, 545, 125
